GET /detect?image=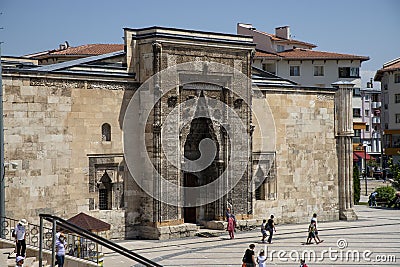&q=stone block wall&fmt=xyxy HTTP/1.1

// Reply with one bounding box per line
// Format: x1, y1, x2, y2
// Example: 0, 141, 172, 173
253, 89, 339, 223
3, 75, 136, 237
